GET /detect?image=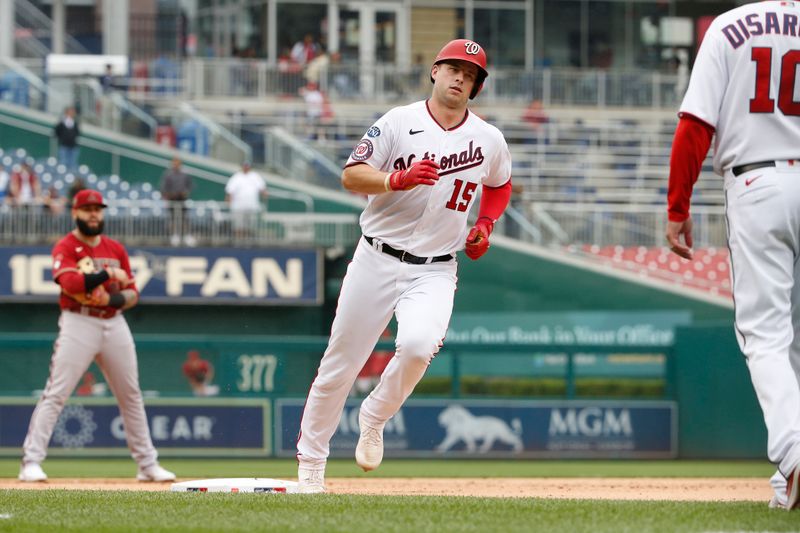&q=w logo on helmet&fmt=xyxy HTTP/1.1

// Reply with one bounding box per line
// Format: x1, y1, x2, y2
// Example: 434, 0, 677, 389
464, 41, 481, 55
